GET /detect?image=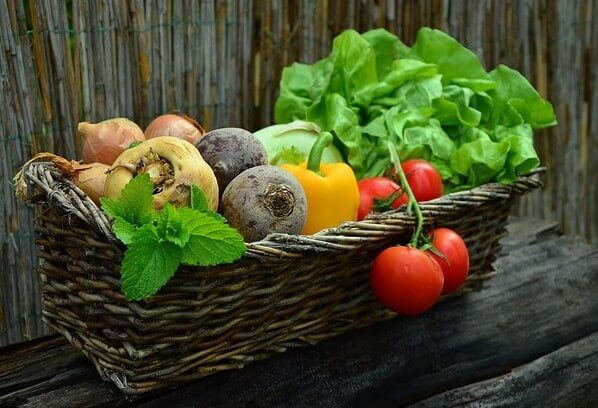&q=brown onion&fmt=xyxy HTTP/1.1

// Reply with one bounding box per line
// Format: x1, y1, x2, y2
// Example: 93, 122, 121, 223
74, 162, 110, 204
79, 117, 145, 165
14, 153, 109, 205
144, 113, 206, 144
